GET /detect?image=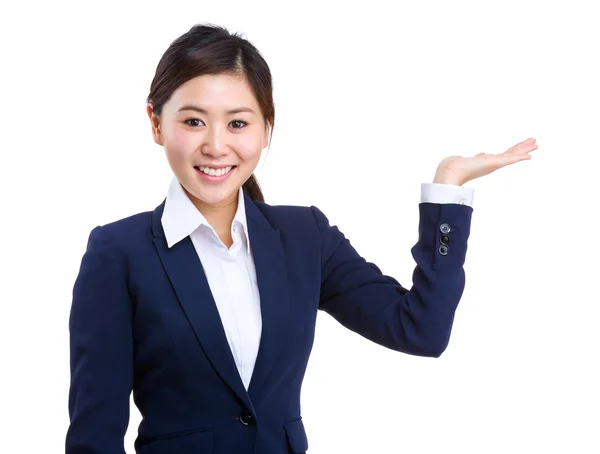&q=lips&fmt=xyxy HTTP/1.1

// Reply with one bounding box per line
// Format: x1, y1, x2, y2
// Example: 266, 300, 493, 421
194, 165, 237, 182
194, 165, 238, 170
194, 165, 237, 174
